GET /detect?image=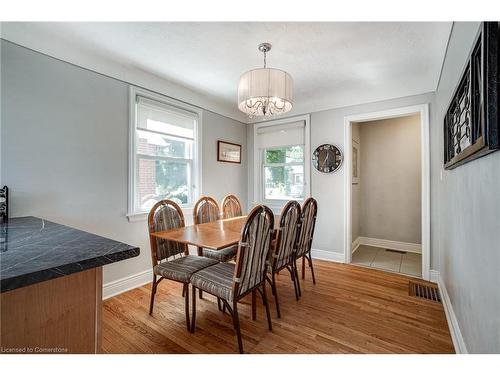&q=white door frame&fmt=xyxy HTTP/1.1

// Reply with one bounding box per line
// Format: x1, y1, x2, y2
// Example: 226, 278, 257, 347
343, 104, 430, 280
